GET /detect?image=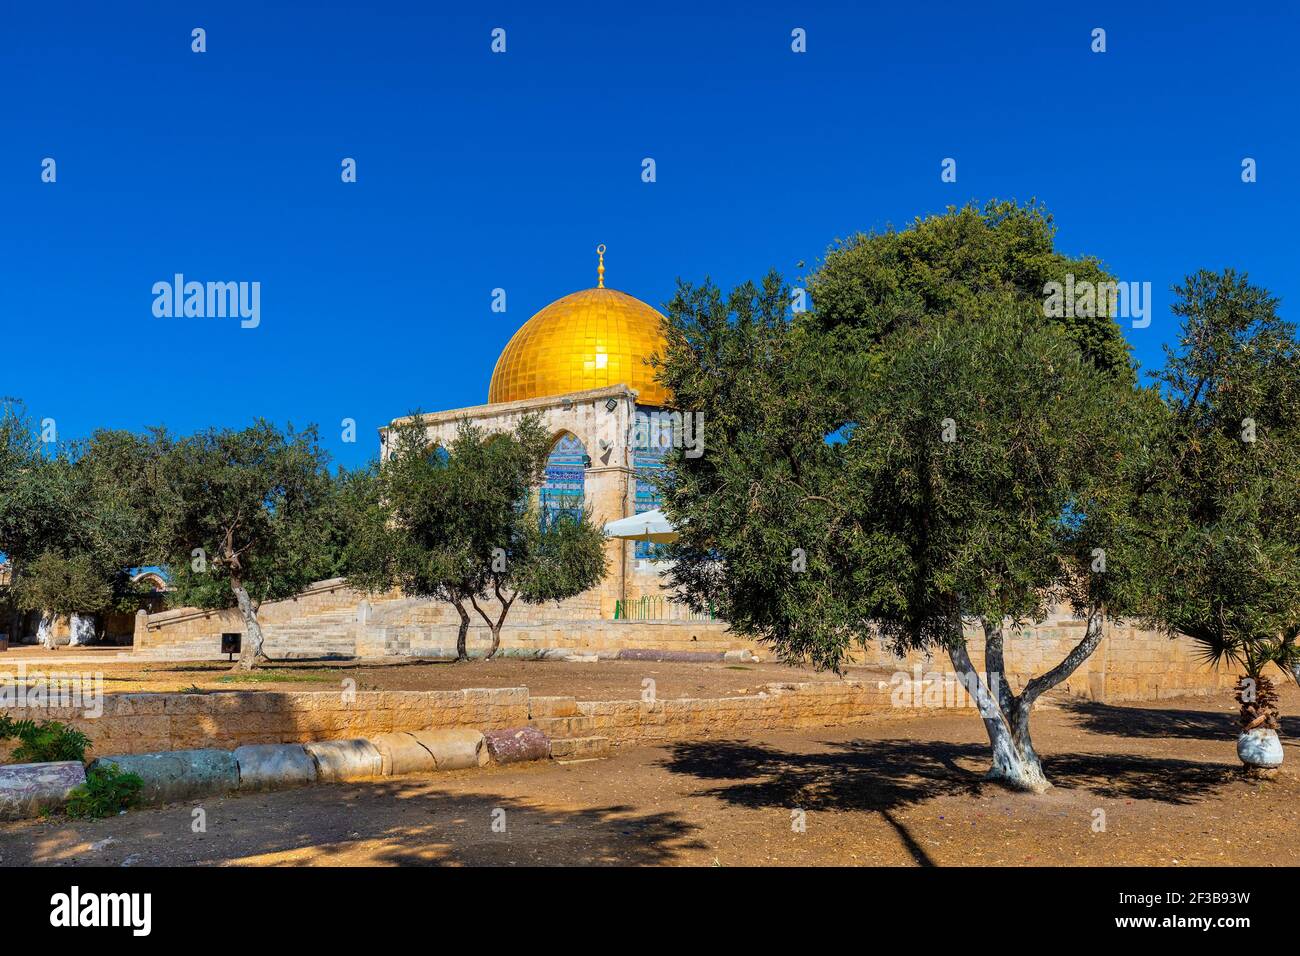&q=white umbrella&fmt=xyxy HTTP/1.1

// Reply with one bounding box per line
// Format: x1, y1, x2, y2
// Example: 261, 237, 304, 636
603, 508, 678, 543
